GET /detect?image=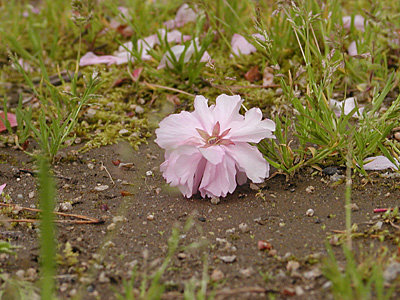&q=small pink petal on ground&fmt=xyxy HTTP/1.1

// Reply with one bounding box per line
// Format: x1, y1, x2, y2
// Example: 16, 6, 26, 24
230, 34, 257, 57
0, 183, 6, 194
343, 15, 365, 32
362, 156, 399, 171
79, 52, 120, 66
348, 41, 358, 56
164, 4, 197, 29
131, 67, 143, 82
330, 97, 357, 117
0, 112, 17, 132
